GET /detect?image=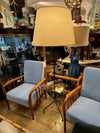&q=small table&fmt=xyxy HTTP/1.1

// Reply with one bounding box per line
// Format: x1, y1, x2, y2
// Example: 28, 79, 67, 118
43, 78, 79, 121
46, 79, 76, 95
49, 69, 83, 87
